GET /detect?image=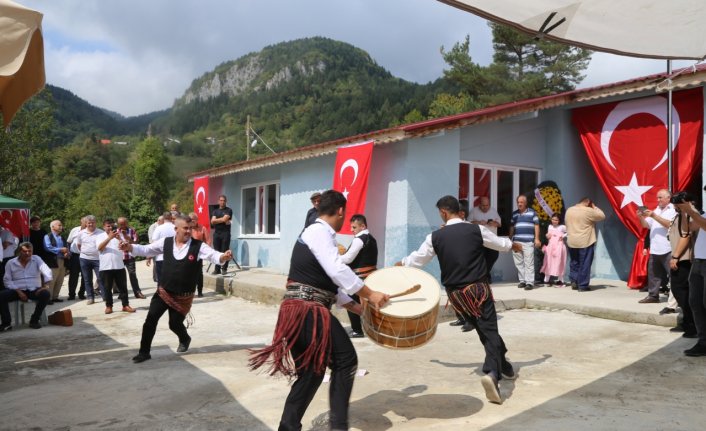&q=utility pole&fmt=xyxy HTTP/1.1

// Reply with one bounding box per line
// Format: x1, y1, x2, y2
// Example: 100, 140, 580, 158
246, 115, 250, 161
